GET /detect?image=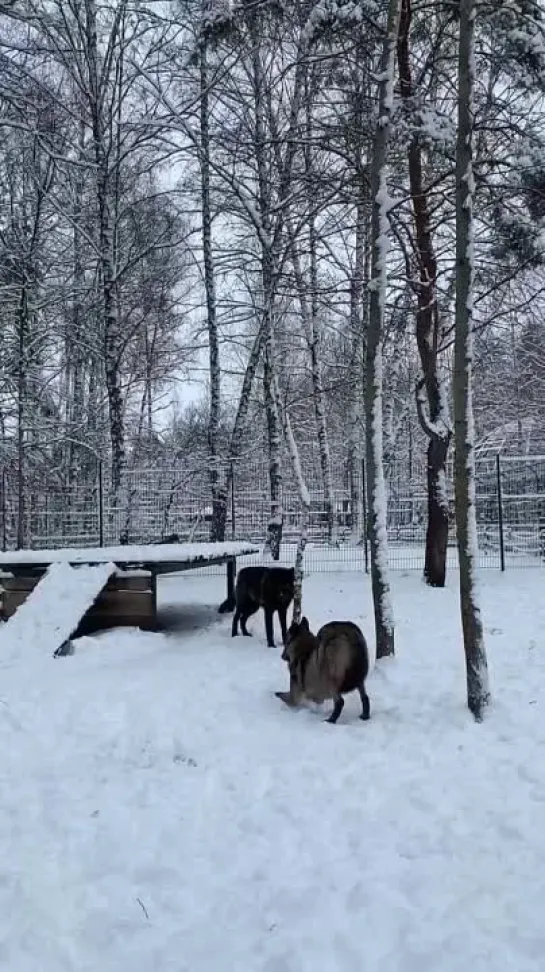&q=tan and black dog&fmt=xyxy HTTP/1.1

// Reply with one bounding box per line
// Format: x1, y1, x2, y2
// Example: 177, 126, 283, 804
276, 617, 370, 724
